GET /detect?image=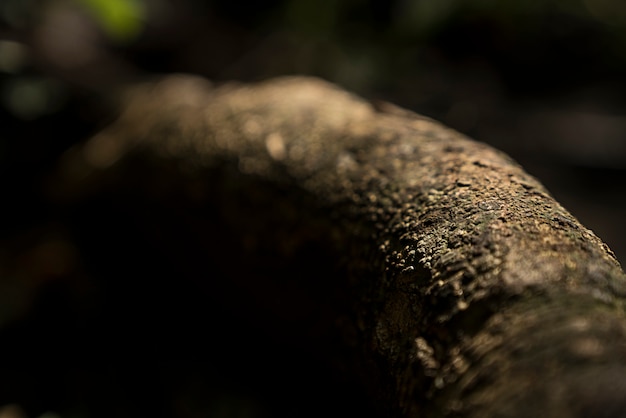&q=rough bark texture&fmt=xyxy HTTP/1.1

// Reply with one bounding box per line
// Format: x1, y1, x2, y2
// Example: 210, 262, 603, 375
49, 75, 626, 417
